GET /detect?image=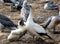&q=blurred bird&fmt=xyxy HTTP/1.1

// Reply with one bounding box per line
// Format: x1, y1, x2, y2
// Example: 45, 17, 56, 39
0, 14, 17, 32
44, 0, 58, 10
0, 0, 24, 11
40, 10, 60, 33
